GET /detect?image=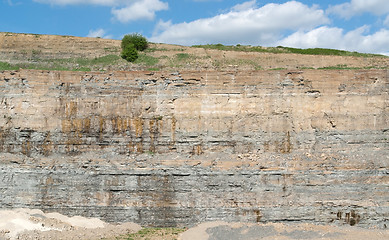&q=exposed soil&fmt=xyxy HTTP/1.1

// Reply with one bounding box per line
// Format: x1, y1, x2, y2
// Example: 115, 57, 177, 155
1, 209, 388, 240
179, 221, 389, 240
1, 32, 388, 71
